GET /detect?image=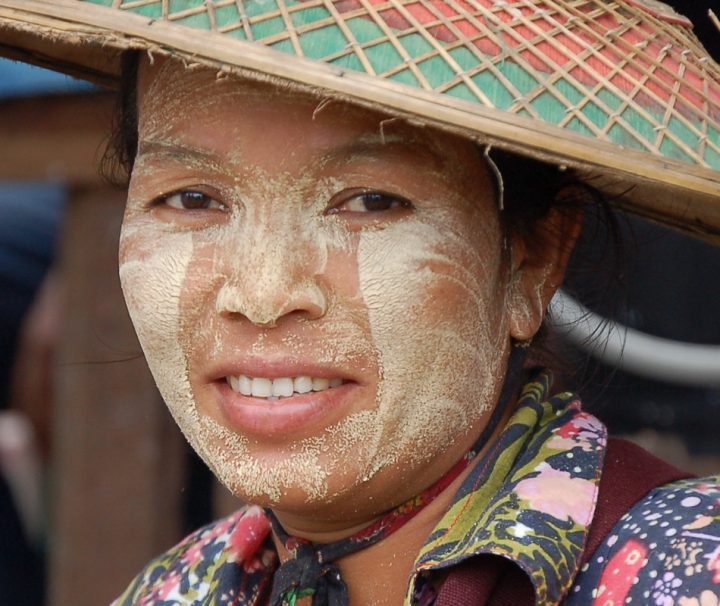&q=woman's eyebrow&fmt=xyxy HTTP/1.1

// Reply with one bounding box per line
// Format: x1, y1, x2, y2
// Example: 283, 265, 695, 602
136, 139, 222, 164
136, 135, 448, 173
322, 136, 447, 171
